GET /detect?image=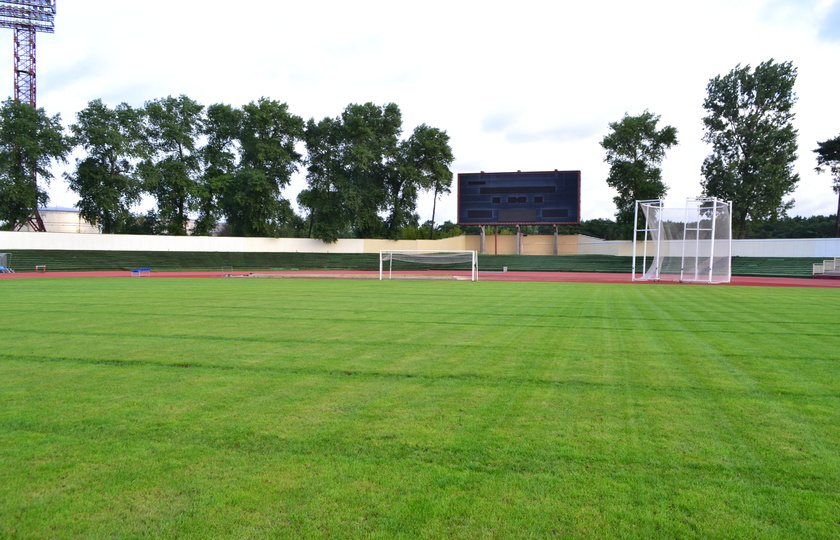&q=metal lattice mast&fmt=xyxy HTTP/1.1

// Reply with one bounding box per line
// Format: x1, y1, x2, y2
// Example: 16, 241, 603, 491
0, 1, 56, 106
0, 1, 56, 231
13, 23, 36, 105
